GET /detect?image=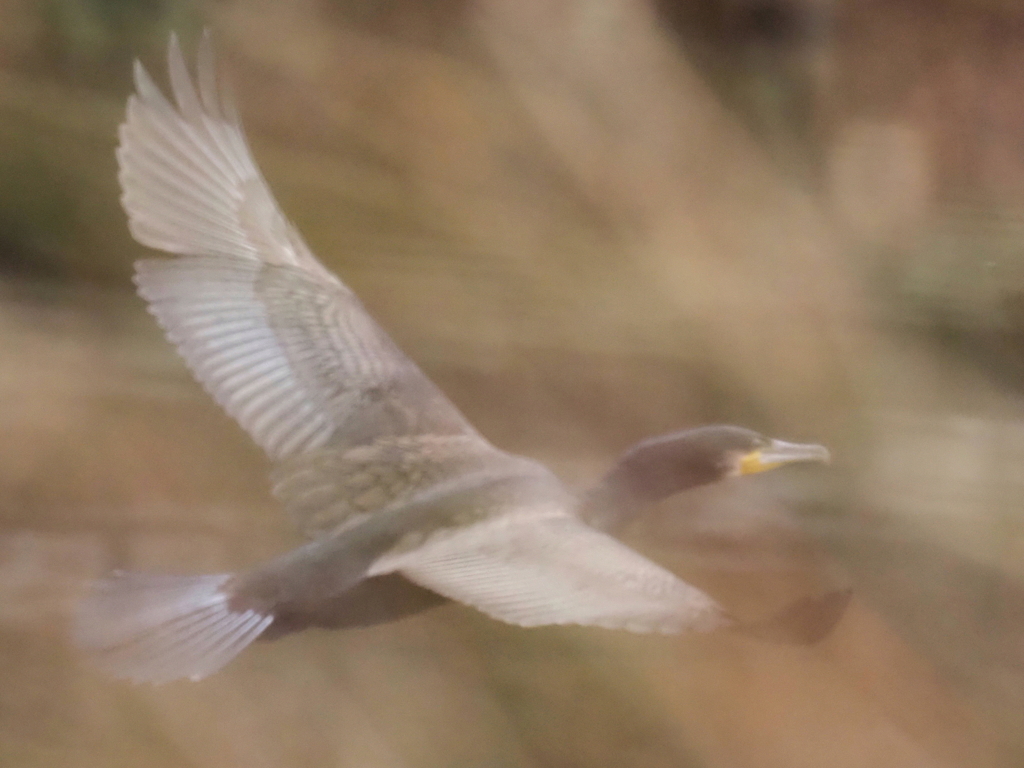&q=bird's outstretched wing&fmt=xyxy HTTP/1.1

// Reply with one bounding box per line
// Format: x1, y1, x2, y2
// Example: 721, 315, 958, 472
121, 34, 478, 463
370, 505, 732, 634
